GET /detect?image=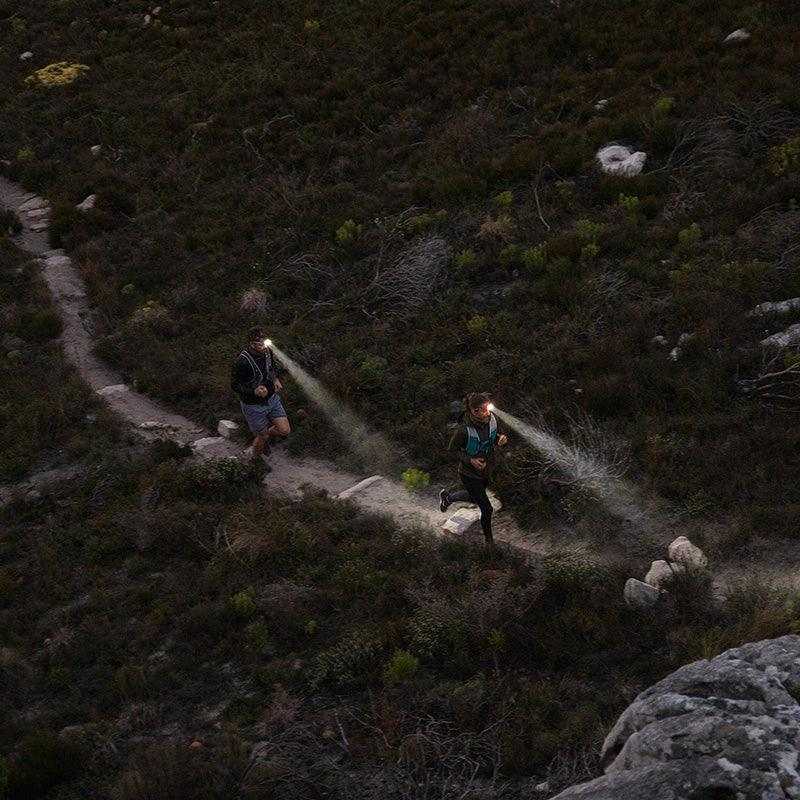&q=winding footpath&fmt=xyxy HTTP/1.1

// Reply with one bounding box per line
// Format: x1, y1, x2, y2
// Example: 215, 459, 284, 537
4, 176, 799, 594
0, 175, 568, 552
